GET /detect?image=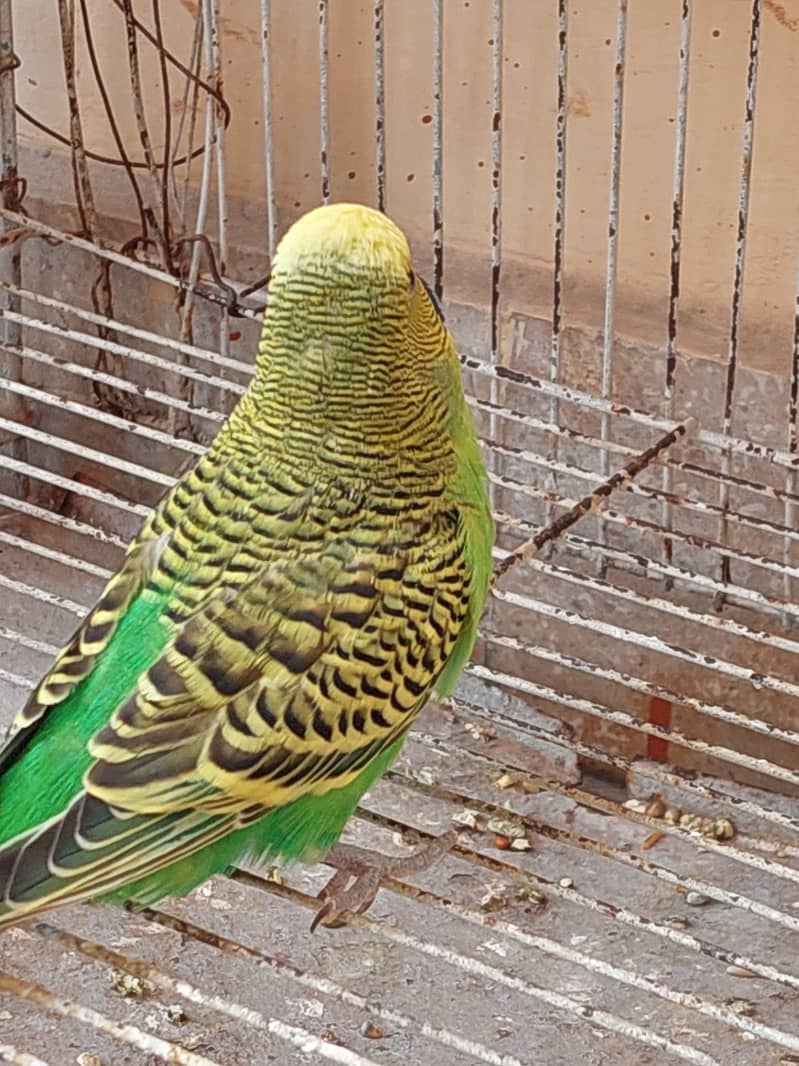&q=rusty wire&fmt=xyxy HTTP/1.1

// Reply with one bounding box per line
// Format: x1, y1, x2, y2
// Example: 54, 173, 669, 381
15, 0, 253, 344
